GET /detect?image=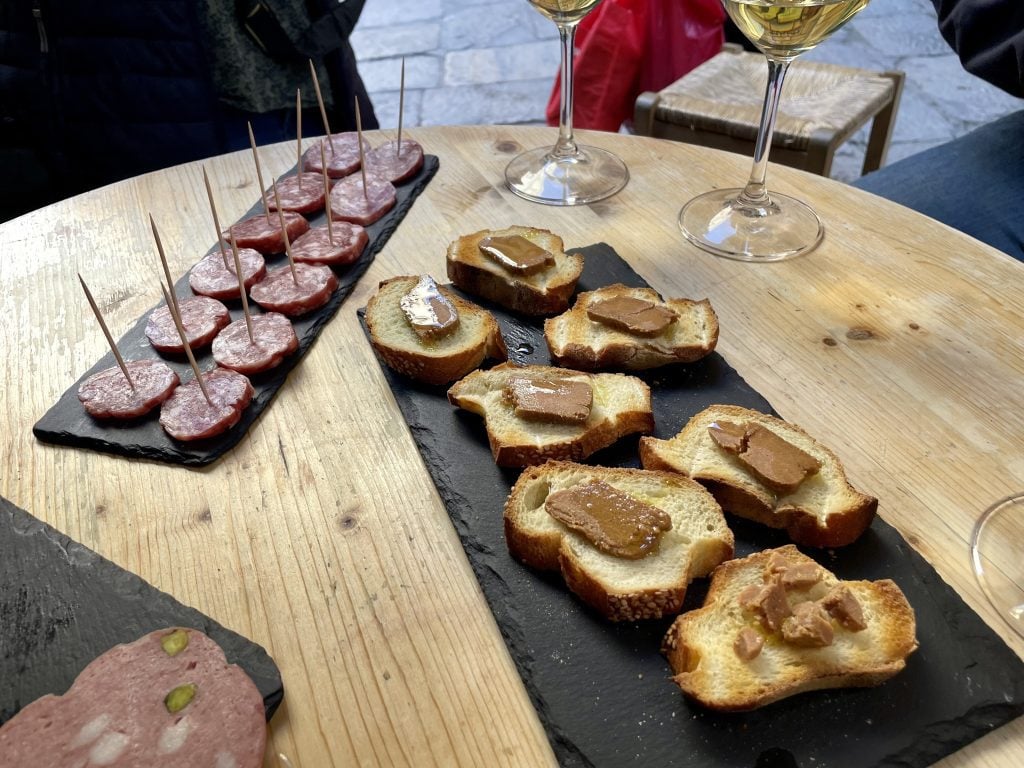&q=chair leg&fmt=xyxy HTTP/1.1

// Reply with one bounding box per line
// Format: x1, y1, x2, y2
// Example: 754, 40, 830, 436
806, 128, 837, 177
862, 70, 905, 174
634, 92, 661, 137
